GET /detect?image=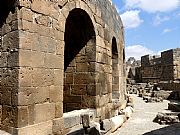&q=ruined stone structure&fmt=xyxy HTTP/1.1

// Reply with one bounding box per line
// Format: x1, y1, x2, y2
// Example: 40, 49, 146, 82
0, 0, 126, 134
141, 48, 180, 83
126, 57, 141, 82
